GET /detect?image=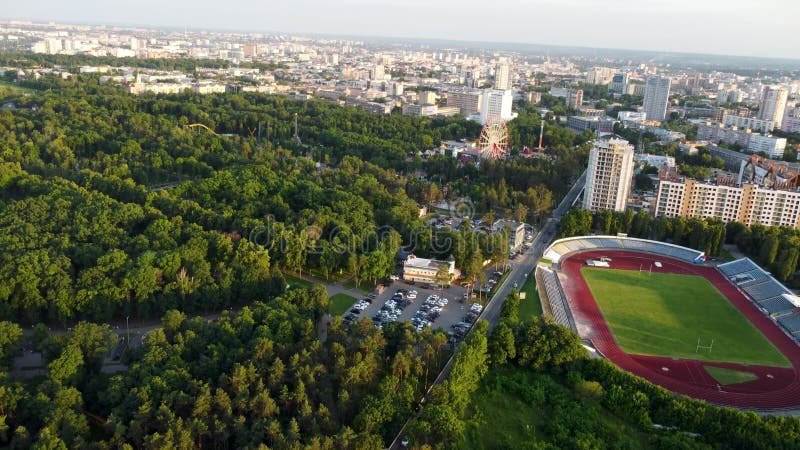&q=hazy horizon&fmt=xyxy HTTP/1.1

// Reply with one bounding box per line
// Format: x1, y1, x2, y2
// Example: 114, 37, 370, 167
4, 0, 799, 61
